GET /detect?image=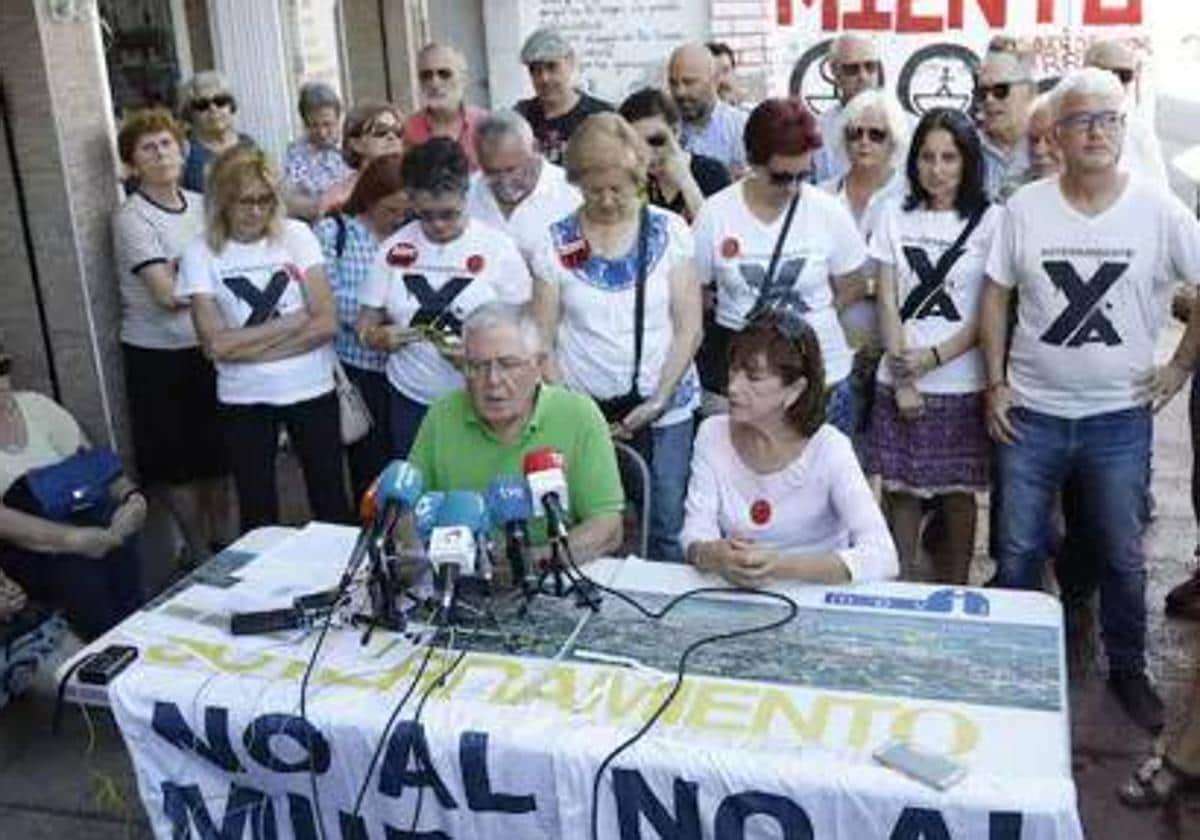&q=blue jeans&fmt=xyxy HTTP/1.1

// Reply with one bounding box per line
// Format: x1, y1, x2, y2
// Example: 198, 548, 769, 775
626, 417, 694, 563
825, 376, 860, 437
994, 406, 1151, 672
388, 388, 429, 459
